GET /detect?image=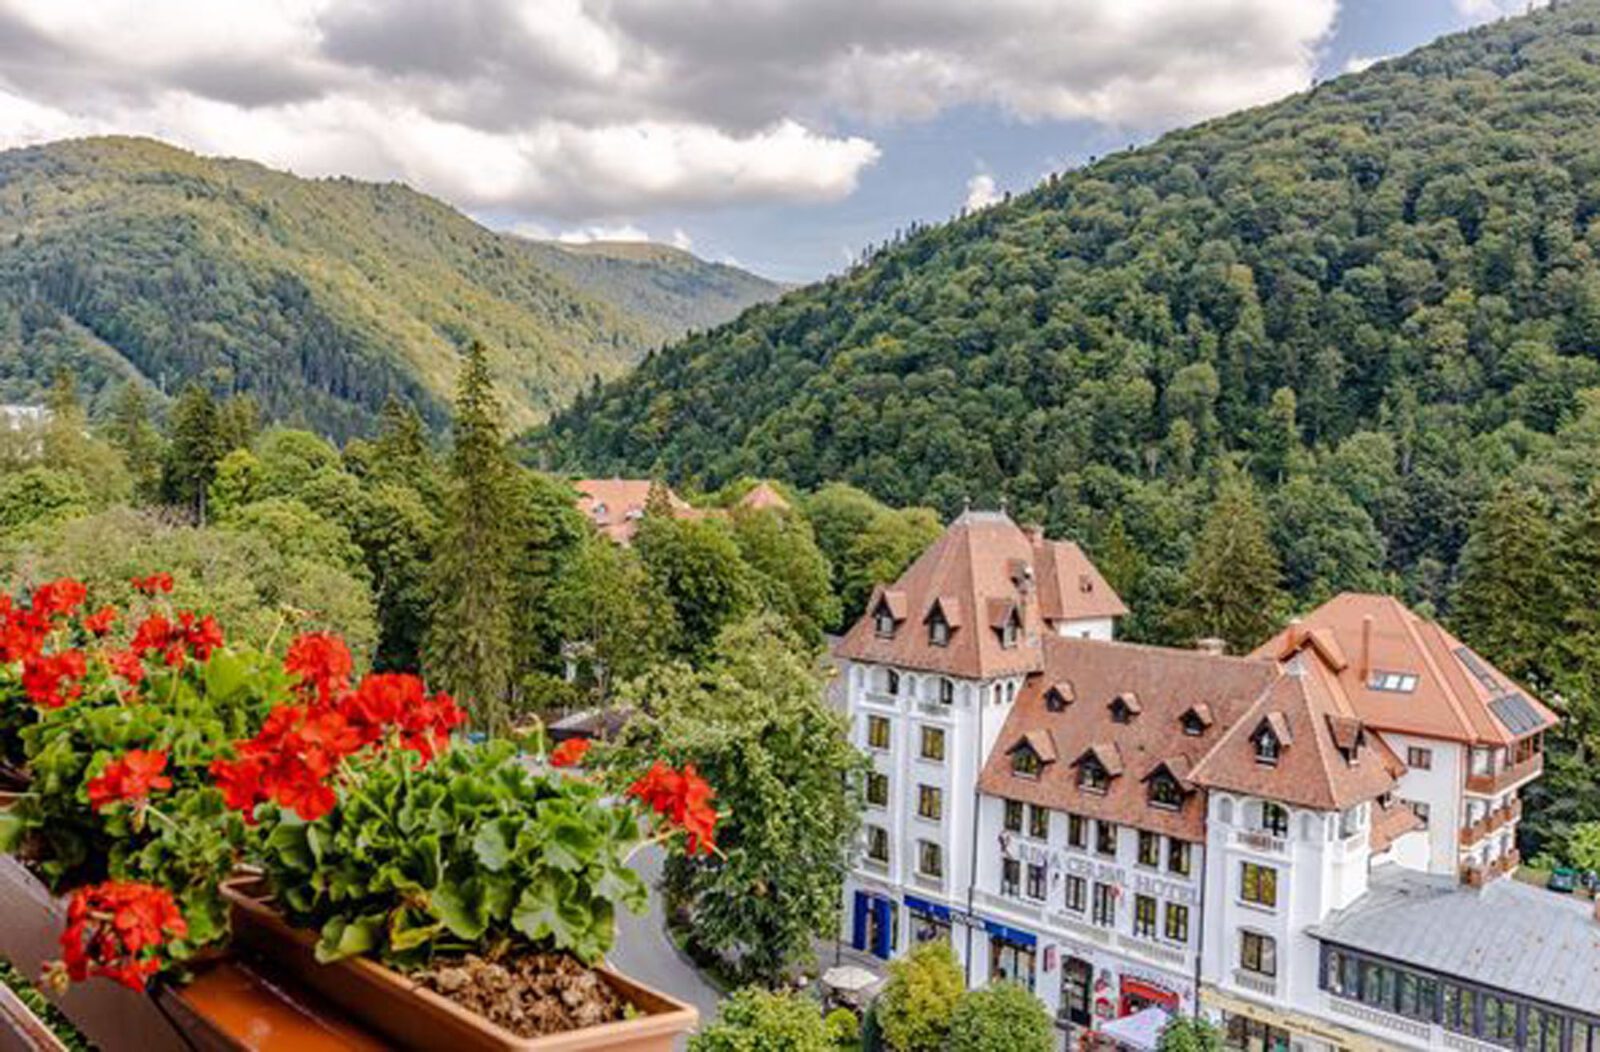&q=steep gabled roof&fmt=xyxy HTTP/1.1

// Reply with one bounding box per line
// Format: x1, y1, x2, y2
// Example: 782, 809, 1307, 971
1031, 532, 1129, 622
575, 479, 700, 544
978, 636, 1277, 840
1189, 649, 1401, 812
737, 481, 791, 512
1254, 594, 1558, 746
